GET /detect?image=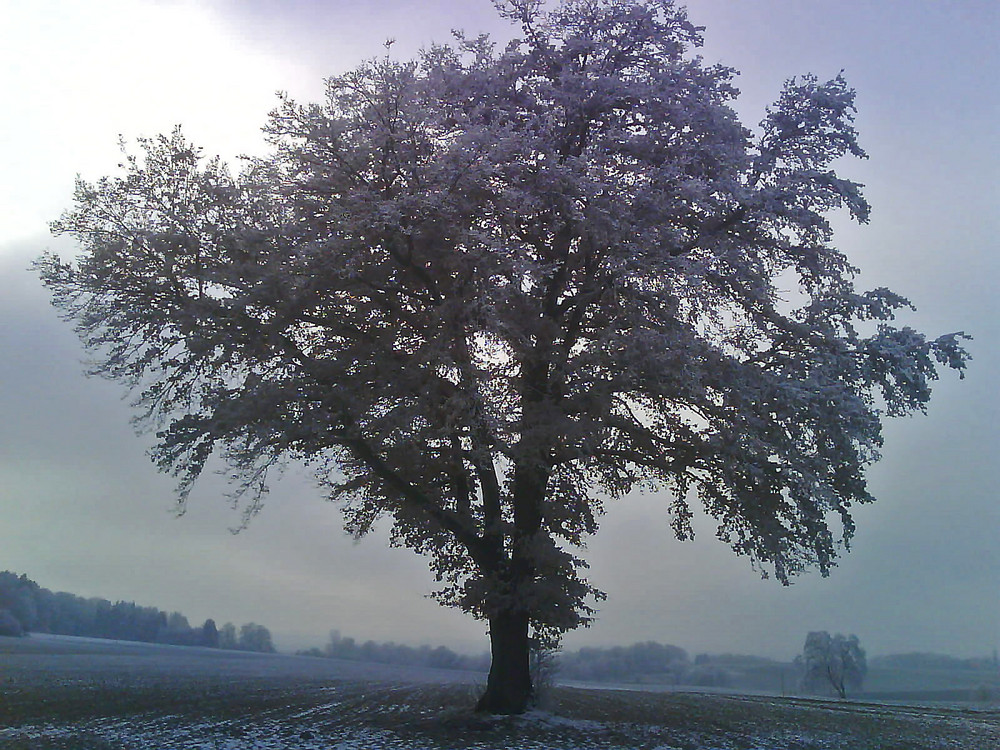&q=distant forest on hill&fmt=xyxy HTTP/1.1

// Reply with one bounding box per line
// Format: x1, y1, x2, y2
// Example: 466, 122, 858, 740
0, 570, 274, 652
